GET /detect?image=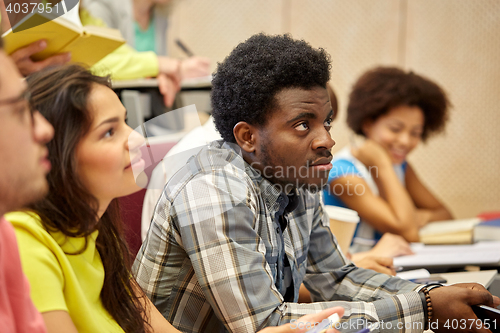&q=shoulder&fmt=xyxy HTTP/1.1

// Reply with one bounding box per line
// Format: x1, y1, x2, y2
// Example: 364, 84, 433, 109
329, 159, 361, 182
6, 211, 45, 235
167, 141, 251, 197
6, 211, 65, 255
